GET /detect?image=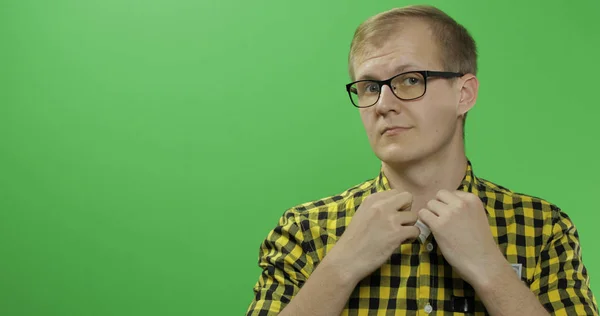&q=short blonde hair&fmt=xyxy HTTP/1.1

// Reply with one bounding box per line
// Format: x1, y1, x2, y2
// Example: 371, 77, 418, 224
348, 5, 478, 80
